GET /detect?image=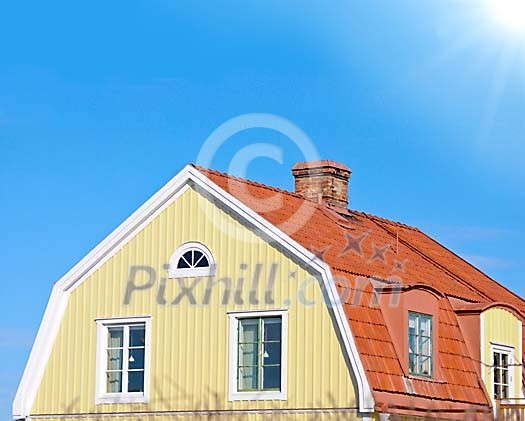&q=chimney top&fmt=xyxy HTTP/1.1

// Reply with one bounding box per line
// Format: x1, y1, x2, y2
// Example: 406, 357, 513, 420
291, 160, 352, 210
291, 160, 351, 173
